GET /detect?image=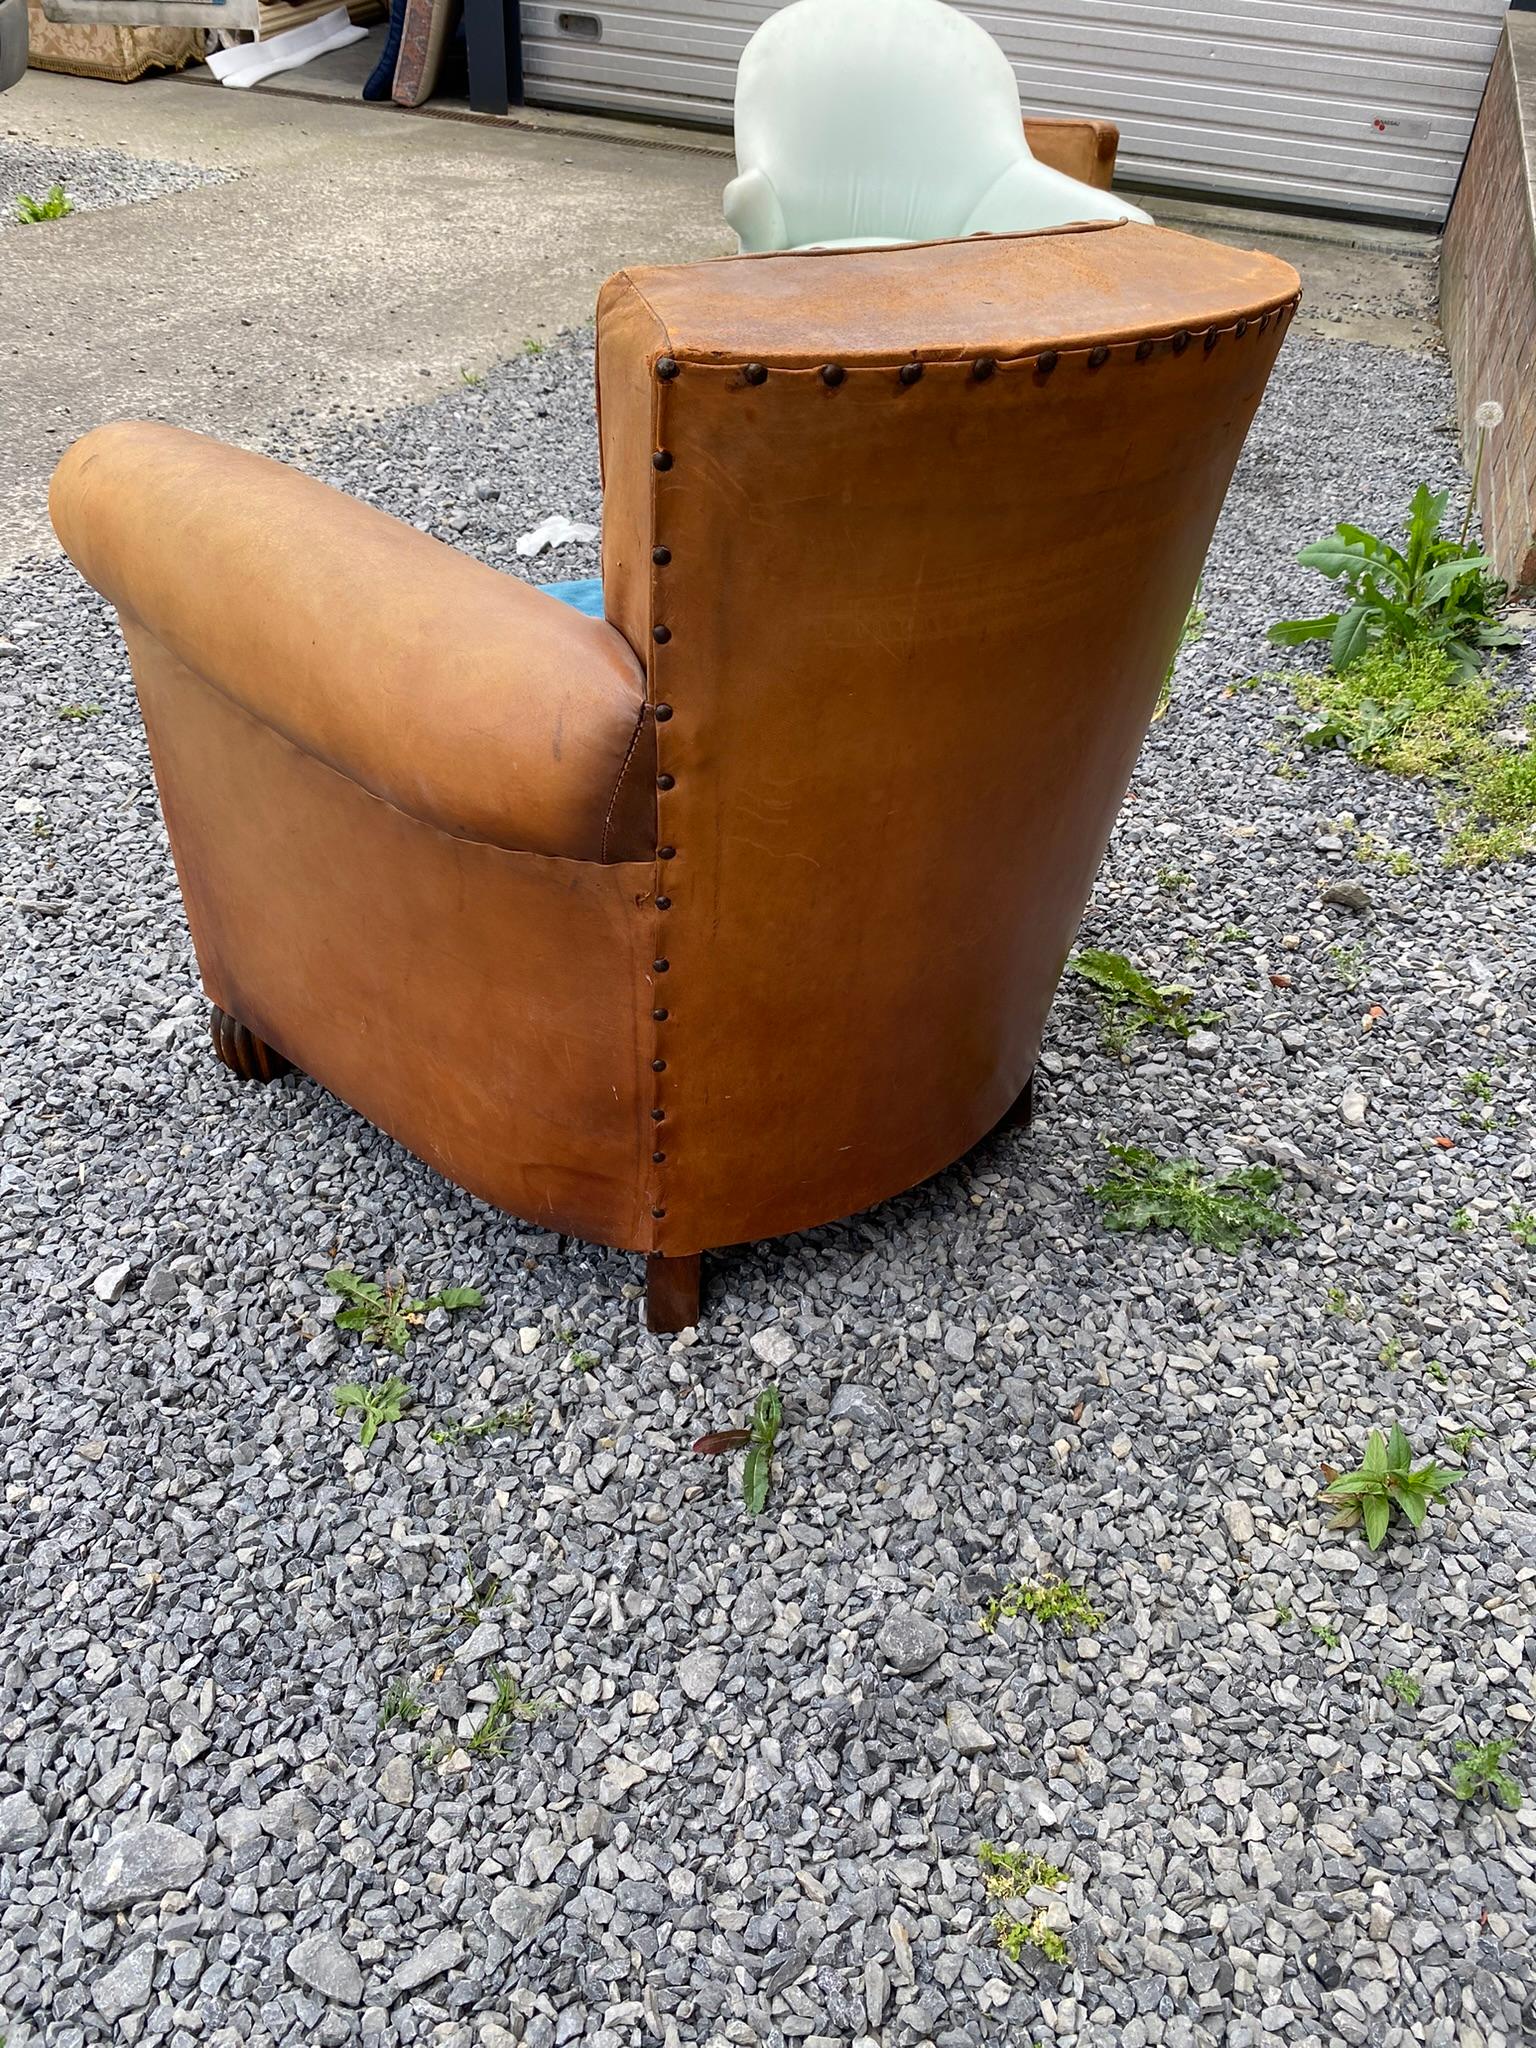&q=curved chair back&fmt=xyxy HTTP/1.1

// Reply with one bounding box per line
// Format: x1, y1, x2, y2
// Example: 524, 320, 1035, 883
725, 0, 1147, 252
598, 223, 1298, 1255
